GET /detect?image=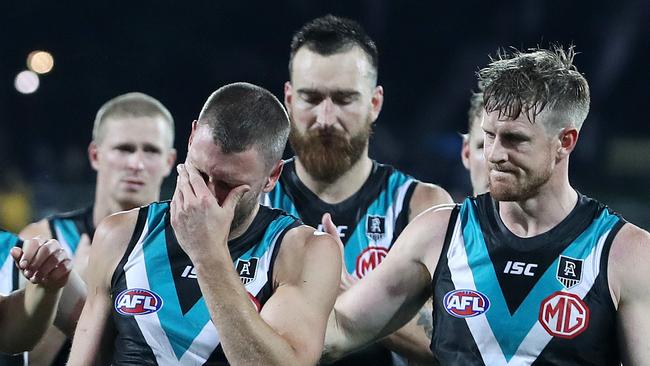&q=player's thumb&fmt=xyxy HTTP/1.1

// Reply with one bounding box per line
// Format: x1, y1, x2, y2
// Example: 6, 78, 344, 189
224, 185, 250, 211
322, 213, 344, 253
10, 247, 23, 265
